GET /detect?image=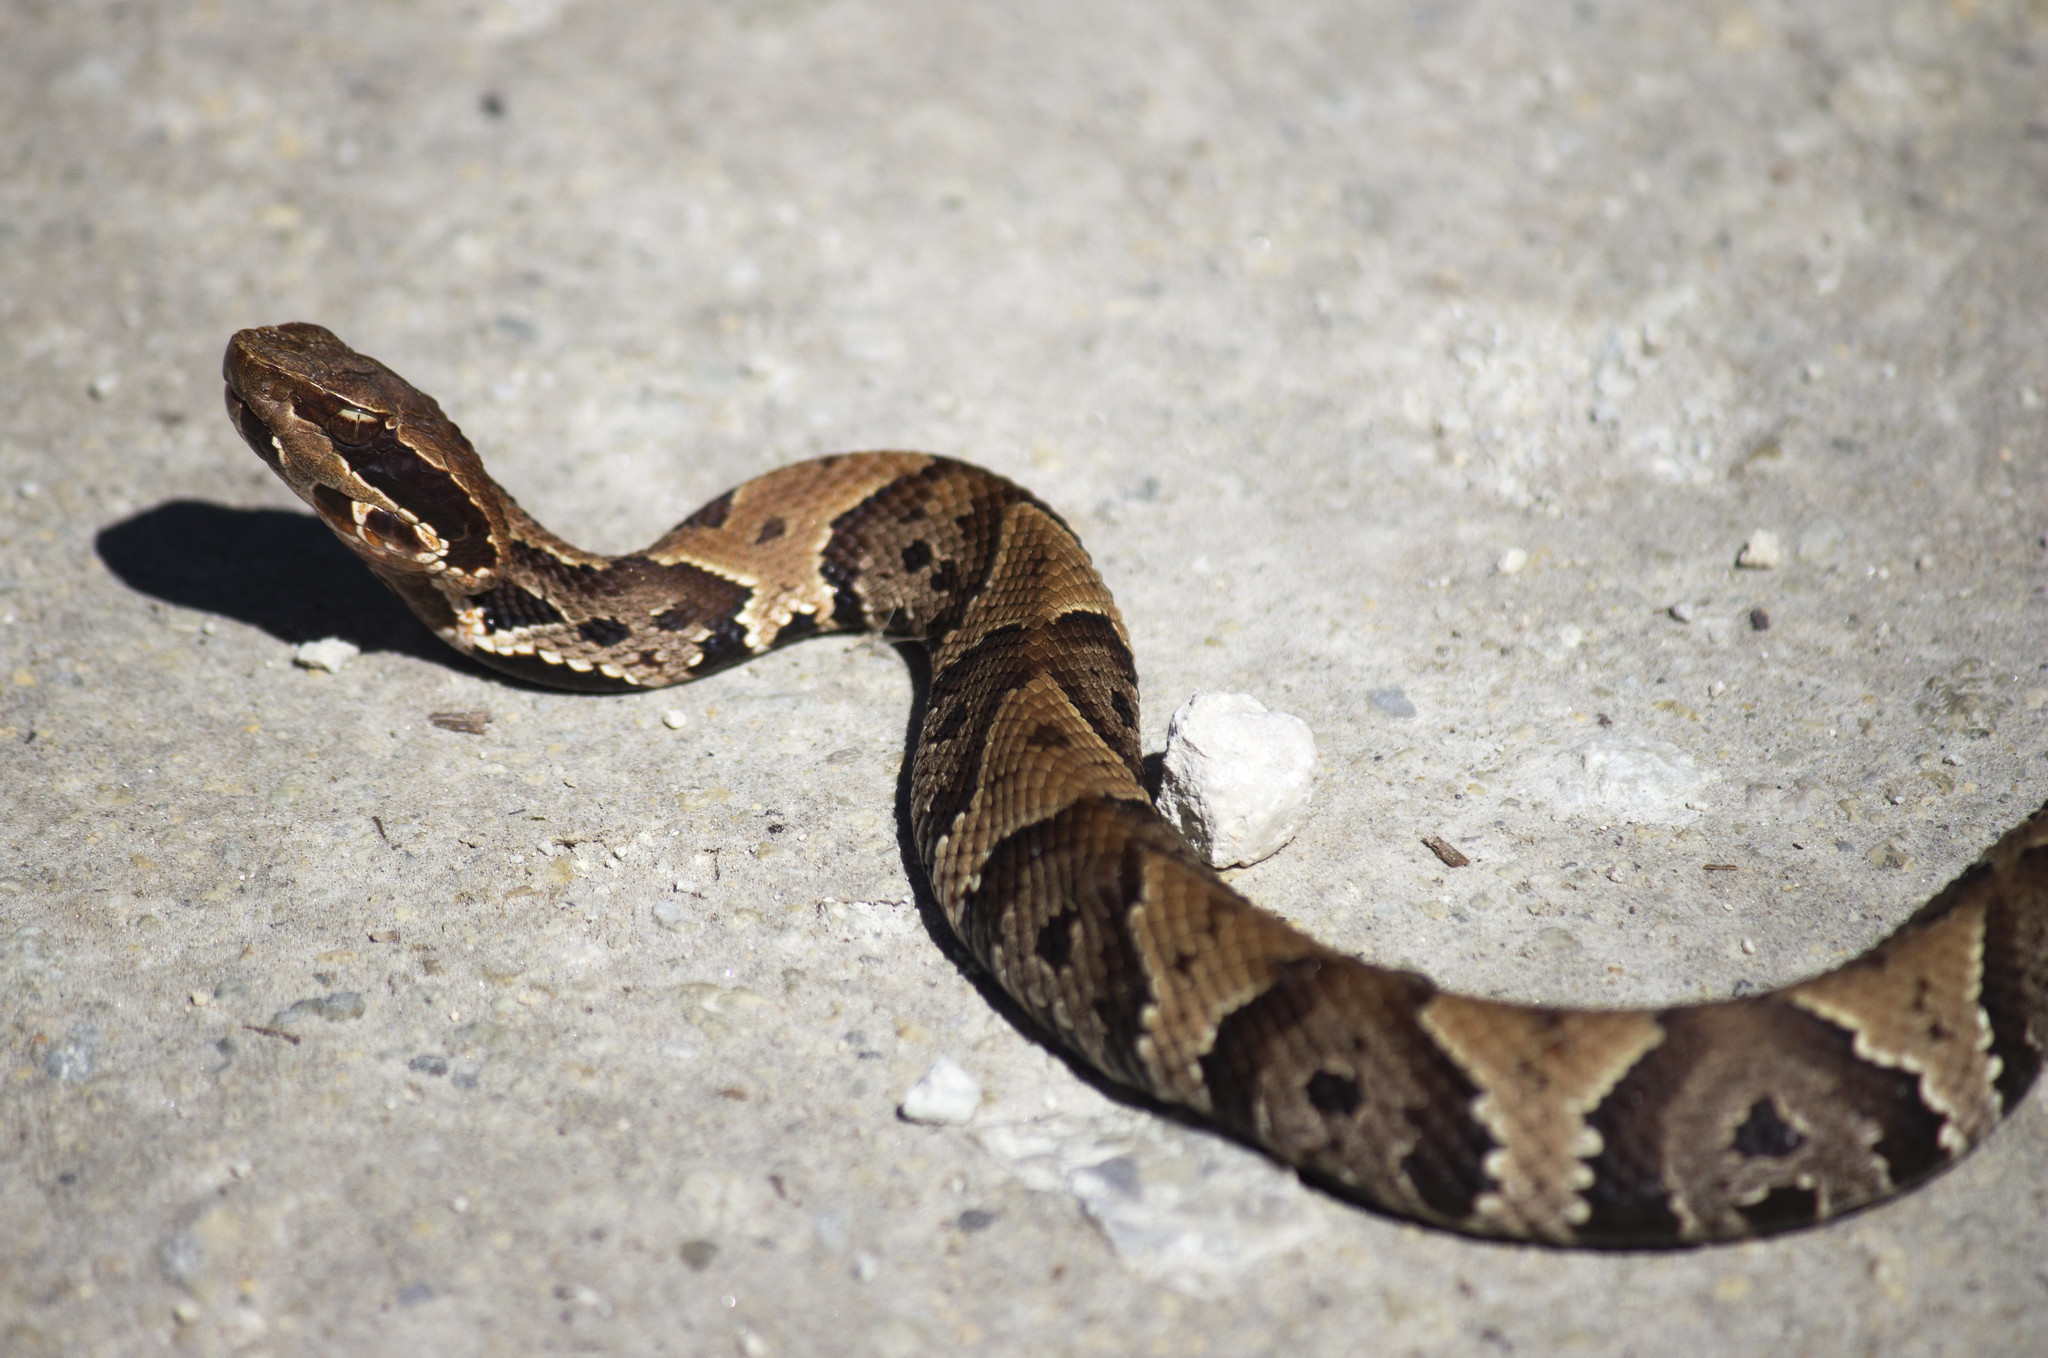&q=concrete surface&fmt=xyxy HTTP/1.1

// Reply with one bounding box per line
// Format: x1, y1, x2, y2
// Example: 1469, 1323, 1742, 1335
5, 1, 2048, 1353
